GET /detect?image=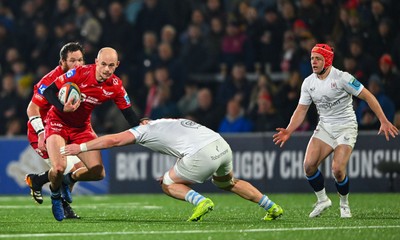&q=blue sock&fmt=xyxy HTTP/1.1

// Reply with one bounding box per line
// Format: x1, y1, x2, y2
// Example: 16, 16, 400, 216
185, 190, 205, 206
335, 175, 349, 195
50, 185, 61, 199
258, 195, 275, 210
63, 172, 76, 185
306, 170, 325, 192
